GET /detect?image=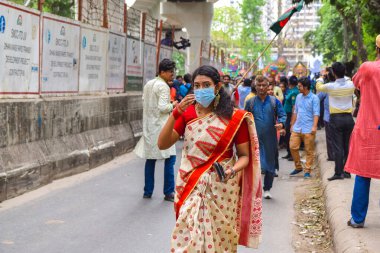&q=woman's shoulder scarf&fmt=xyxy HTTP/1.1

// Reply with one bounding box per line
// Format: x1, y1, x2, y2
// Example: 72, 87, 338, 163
175, 109, 262, 248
